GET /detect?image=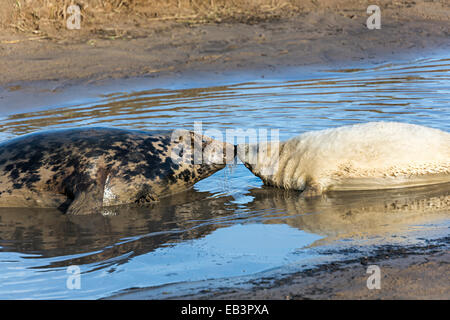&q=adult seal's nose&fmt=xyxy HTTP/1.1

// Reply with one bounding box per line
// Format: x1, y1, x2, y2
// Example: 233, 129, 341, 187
236, 143, 251, 164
